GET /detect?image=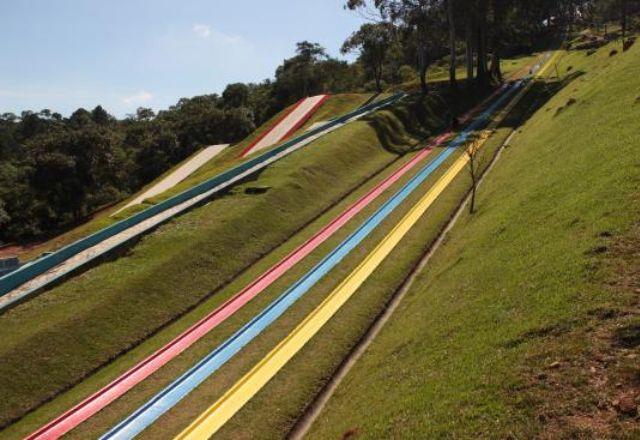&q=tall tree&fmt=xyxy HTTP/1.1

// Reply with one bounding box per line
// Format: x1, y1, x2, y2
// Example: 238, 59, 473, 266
465, 7, 475, 80
446, 0, 458, 87
346, 0, 437, 94
489, 0, 506, 82
475, 0, 489, 84
342, 23, 395, 92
